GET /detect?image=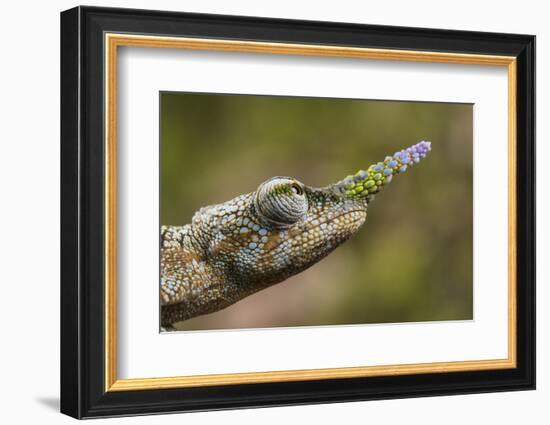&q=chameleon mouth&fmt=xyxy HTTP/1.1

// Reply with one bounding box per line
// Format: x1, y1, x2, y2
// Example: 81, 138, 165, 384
327, 209, 367, 231
263, 208, 366, 254
323, 209, 366, 226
